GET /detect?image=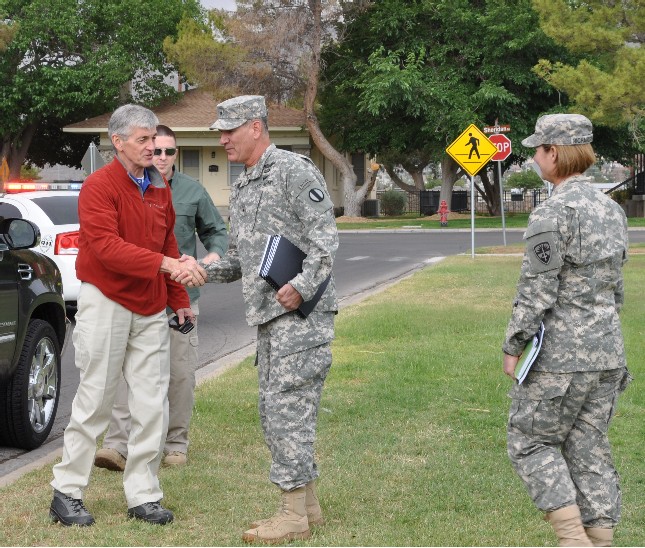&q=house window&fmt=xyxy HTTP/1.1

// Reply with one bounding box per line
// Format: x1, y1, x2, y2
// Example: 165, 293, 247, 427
352, 153, 365, 186
229, 163, 245, 185
181, 149, 200, 182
